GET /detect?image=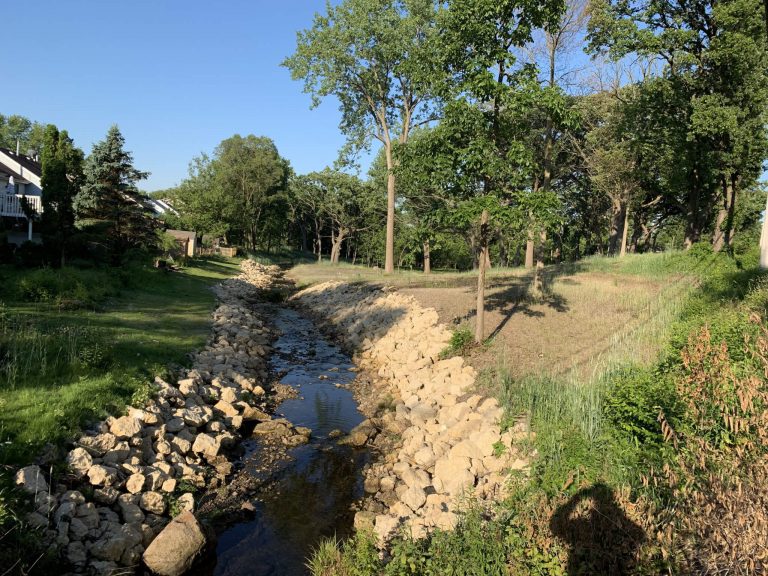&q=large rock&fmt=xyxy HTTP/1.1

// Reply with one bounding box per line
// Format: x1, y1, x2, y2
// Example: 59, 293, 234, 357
110, 416, 142, 439
66, 447, 93, 478
142, 511, 208, 576
14, 465, 48, 494
87, 464, 119, 486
